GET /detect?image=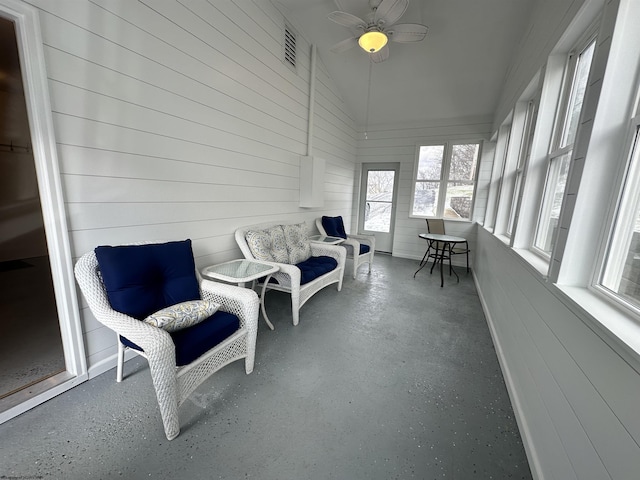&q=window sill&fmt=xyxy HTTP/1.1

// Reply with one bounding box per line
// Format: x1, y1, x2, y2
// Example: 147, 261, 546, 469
554, 285, 640, 374
512, 247, 550, 279
495, 233, 510, 246
481, 226, 549, 278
